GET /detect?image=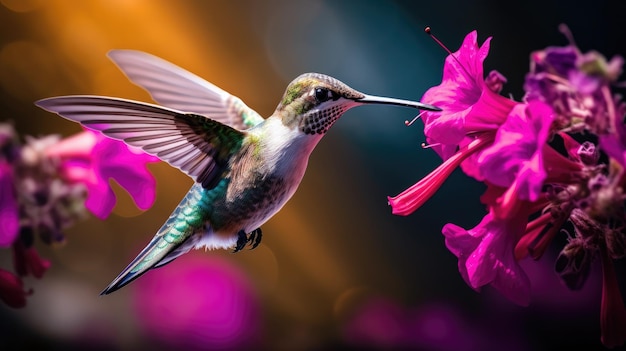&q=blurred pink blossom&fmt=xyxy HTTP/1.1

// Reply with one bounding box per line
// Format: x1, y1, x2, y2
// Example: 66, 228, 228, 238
47, 129, 159, 219
133, 253, 261, 350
